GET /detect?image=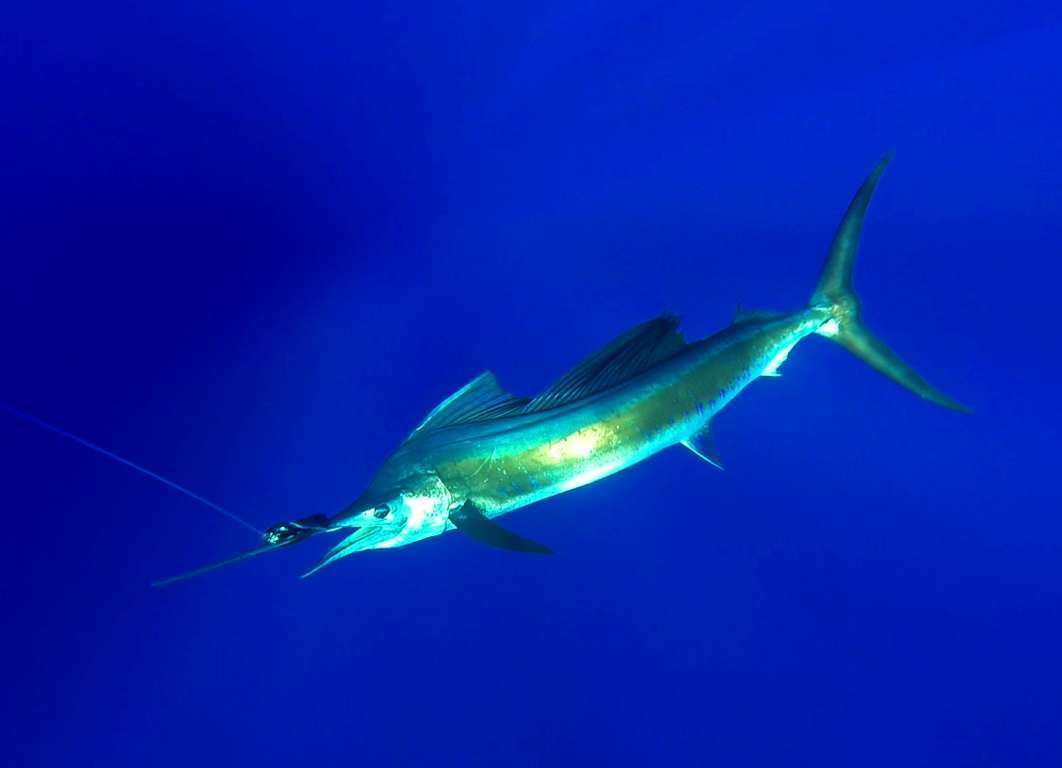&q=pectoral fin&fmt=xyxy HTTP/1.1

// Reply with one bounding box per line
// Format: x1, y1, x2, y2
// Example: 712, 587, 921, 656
448, 502, 553, 555
683, 425, 724, 470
